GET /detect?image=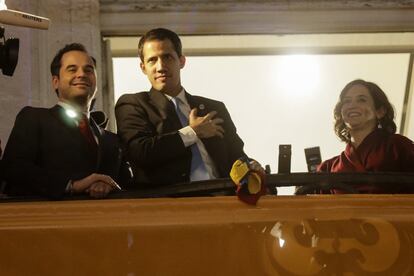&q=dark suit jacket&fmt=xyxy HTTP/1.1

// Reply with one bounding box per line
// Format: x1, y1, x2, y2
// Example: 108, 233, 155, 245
115, 89, 245, 187
2, 105, 131, 199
